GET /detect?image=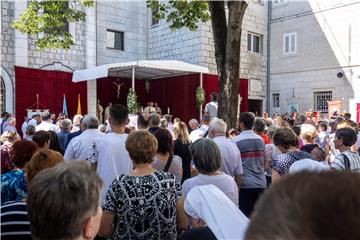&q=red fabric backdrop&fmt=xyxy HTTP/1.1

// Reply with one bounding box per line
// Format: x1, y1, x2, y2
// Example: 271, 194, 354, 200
96, 73, 248, 123
15, 66, 87, 130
